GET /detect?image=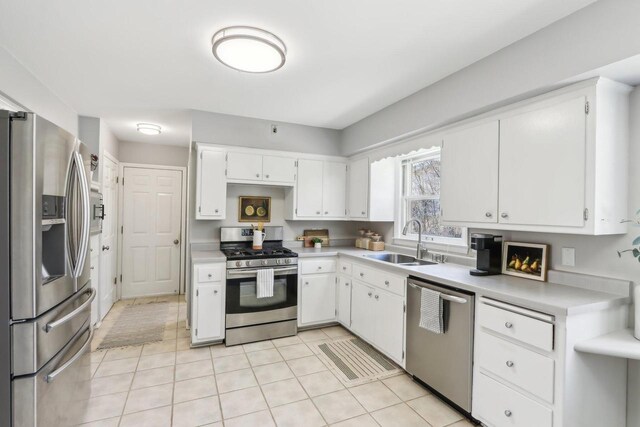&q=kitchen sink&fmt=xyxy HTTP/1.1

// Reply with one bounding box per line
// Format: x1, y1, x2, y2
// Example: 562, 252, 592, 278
364, 253, 437, 266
